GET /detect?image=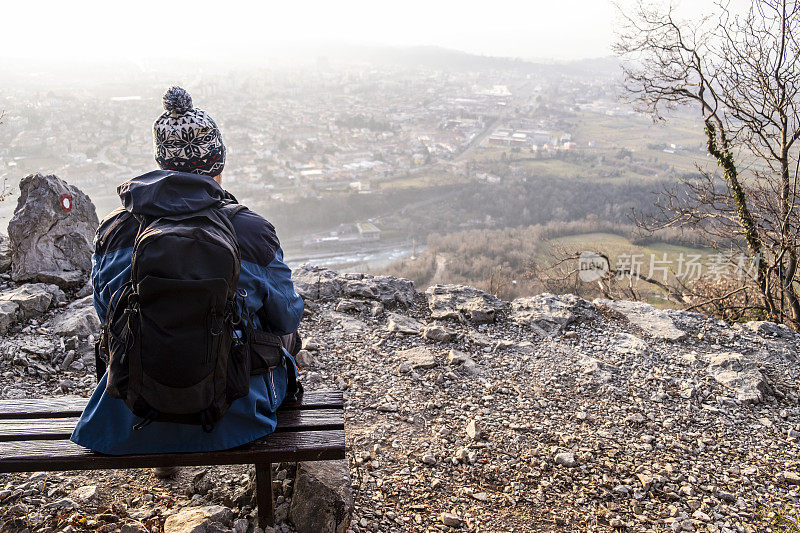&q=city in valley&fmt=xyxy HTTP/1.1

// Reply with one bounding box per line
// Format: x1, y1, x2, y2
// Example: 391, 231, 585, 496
0, 50, 705, 284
